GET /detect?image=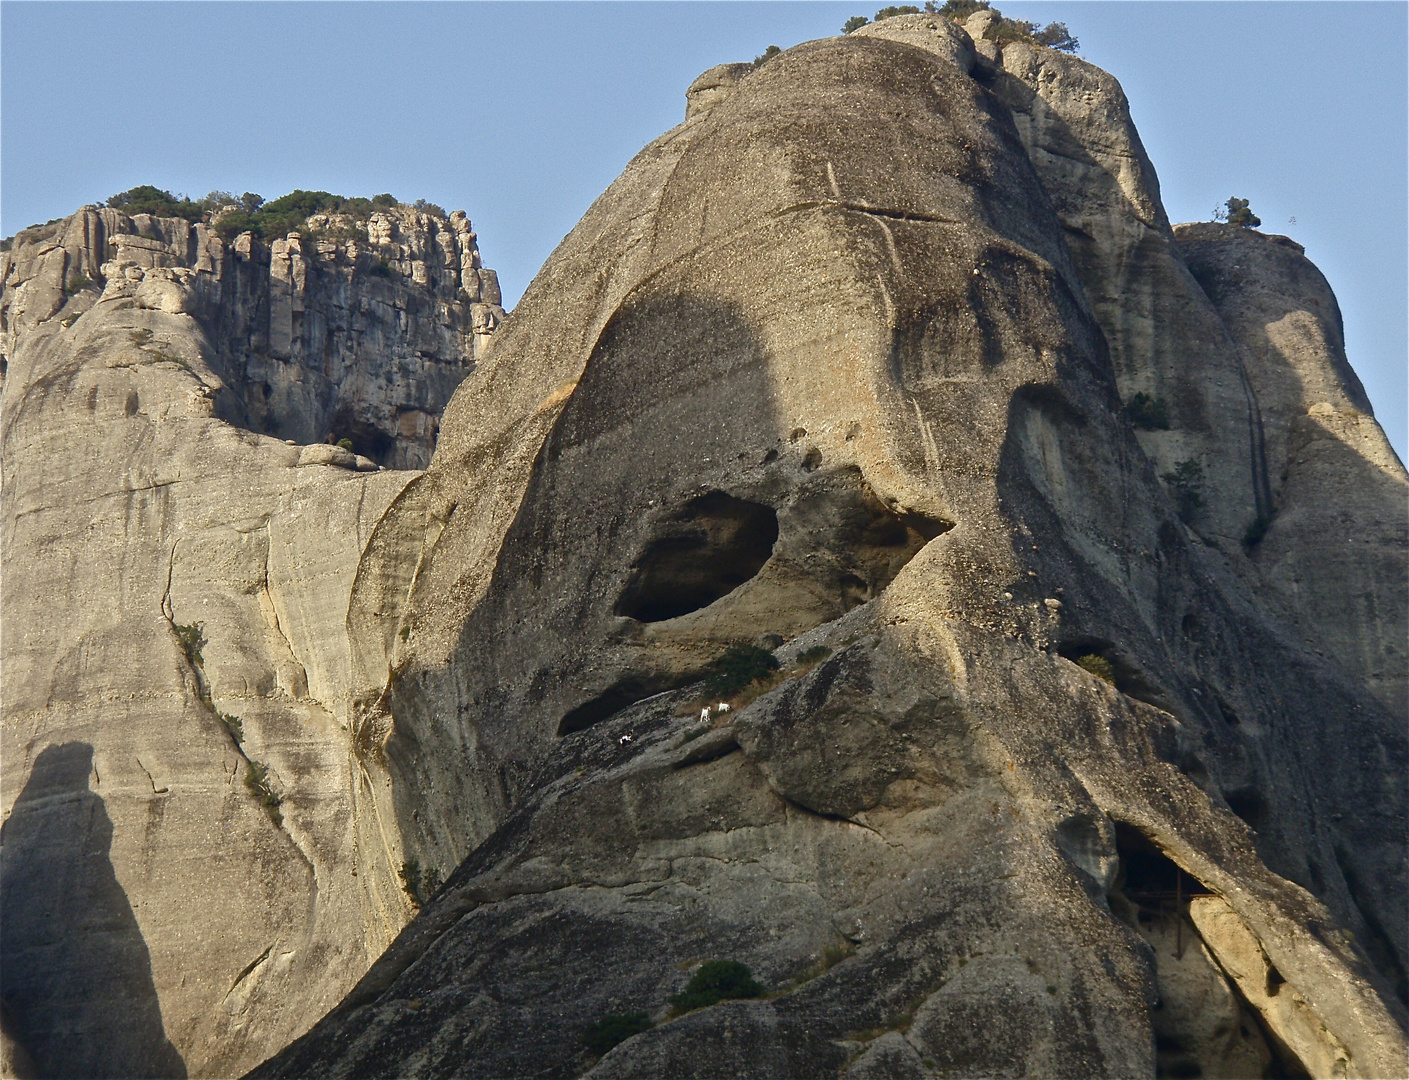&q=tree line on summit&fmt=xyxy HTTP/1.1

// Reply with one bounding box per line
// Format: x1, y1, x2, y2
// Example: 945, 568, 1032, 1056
842, 1, 1079, 53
